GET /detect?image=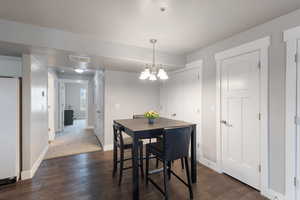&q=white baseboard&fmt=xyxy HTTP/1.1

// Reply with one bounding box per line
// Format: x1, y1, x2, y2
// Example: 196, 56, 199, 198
103, 144, 113, 151
198, 157, 222, 173
21, 144, 49, 180
86, 126, 94, 130
263, 189, 285, 200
